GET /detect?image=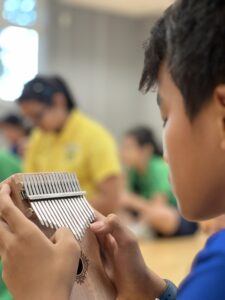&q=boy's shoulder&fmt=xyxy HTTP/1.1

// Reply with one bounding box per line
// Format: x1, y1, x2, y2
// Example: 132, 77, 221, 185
204, 229, 225, 254
193, 229, 225, 268
178, 230, 225, 299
